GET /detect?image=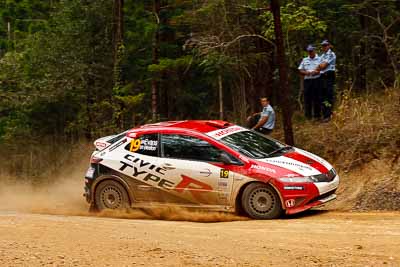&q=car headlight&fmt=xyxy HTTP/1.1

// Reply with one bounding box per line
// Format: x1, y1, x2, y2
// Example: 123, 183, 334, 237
279, 176, 318, 183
